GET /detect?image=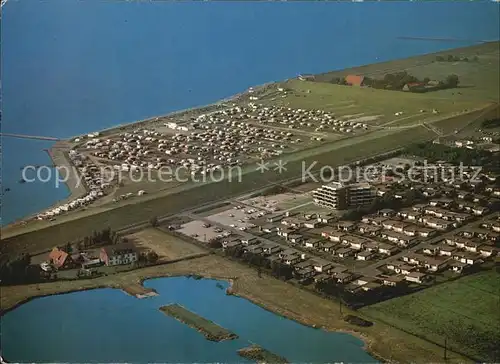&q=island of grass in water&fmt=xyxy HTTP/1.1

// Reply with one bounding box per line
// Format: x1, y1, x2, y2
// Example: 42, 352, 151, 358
159, 304, 238, 342
238, 345, 289, 364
